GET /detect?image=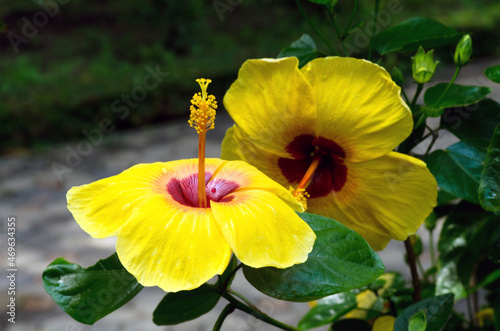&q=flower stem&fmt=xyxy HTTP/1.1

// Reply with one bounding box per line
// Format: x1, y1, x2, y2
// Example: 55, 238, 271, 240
429, 229, 436, 268
227, 288, 258, 311
213, 304, 236, 331
198, 130, 207, 208
434, 66, 461, 107
221, 291, 300, 331
410, 83, 424, 110
295, 0, 340, 56
342, 0, 359, 38
326, 7, 347, 56
367, 0, 380, 61
404, 238, 421, 302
